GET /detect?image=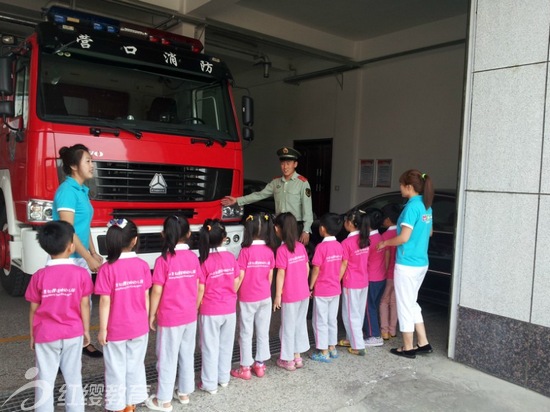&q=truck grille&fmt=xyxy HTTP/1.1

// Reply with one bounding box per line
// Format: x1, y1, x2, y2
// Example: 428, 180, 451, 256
97, 231, 199, 255
90, 161, 233, 202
